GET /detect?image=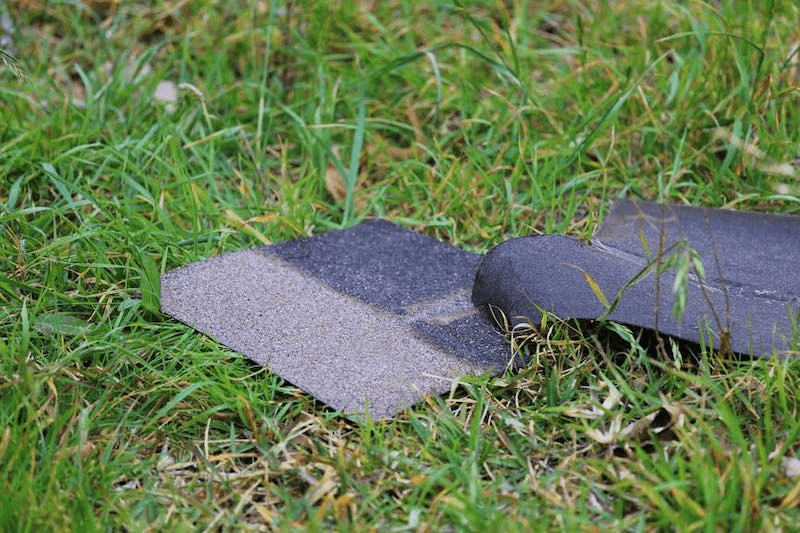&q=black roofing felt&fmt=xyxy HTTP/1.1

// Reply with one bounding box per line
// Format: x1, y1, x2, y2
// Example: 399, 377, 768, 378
161, 220, 511, 419
472, 199, 800, 358
161, 199, 800, 419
